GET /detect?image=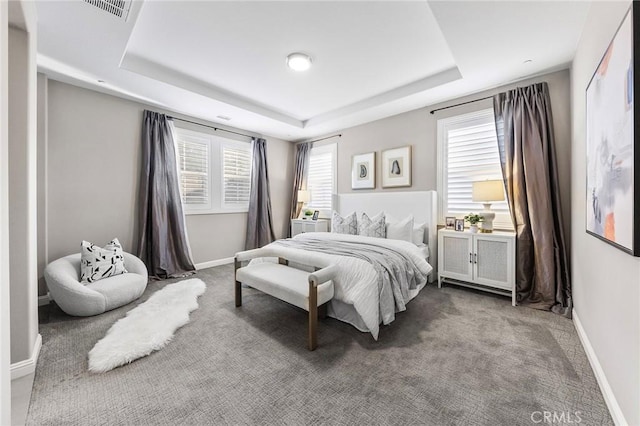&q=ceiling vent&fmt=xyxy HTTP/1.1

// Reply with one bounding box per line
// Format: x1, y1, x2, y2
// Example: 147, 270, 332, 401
83, 0, 132, 21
